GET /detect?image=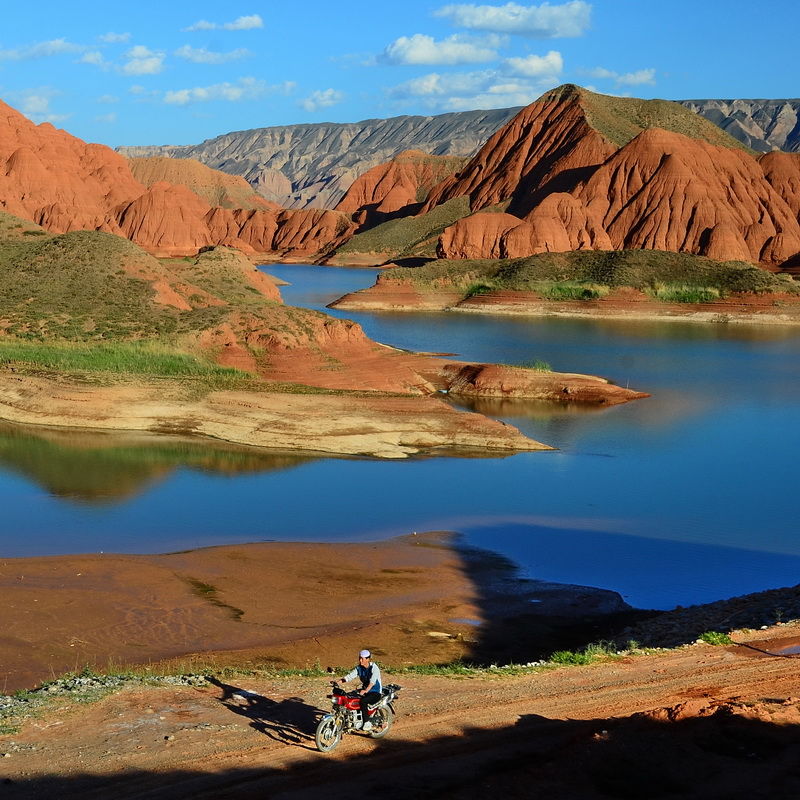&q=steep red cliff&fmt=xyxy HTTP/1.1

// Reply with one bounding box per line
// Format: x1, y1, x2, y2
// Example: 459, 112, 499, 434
760, 151, 800, 221
423, 86, 616, 215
